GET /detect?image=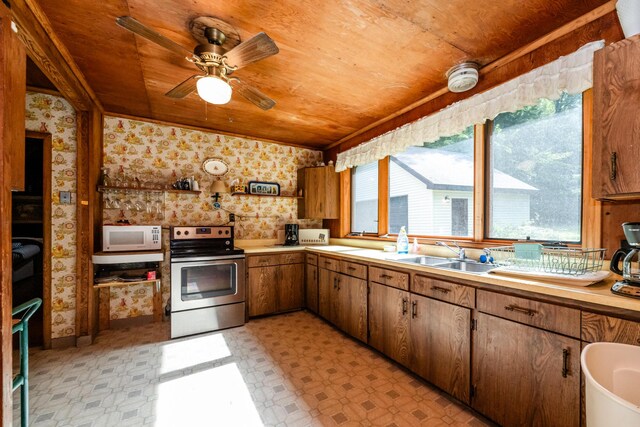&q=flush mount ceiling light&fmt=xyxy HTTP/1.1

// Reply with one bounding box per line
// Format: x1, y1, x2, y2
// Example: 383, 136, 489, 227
196, 76, 232, 104
446, 62, 480, 93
